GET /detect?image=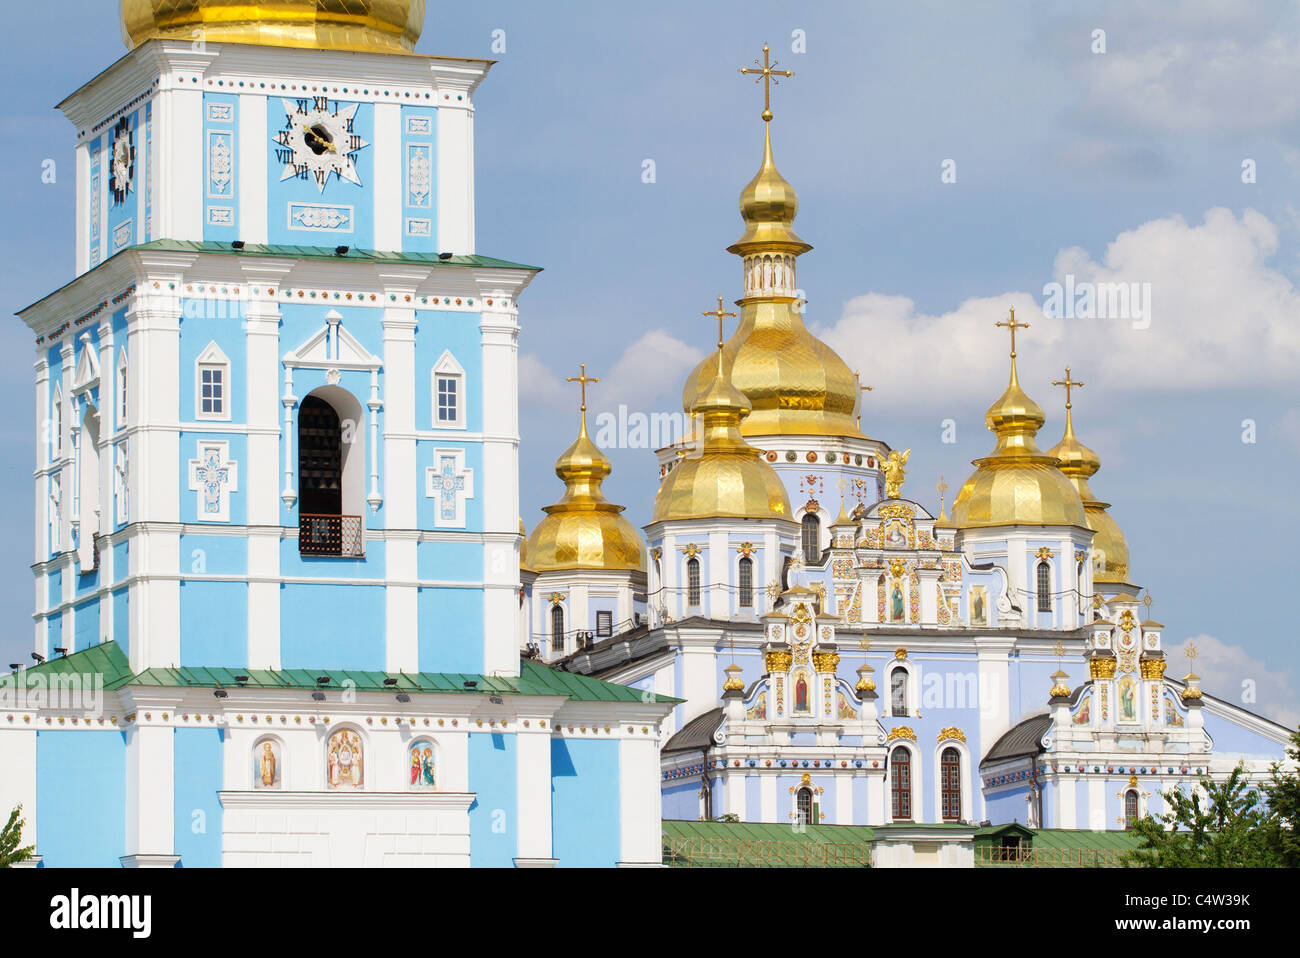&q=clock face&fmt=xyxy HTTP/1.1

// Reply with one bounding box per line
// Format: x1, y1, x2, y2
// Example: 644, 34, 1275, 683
109, 116, 135, 206
274, 97, 369, 192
